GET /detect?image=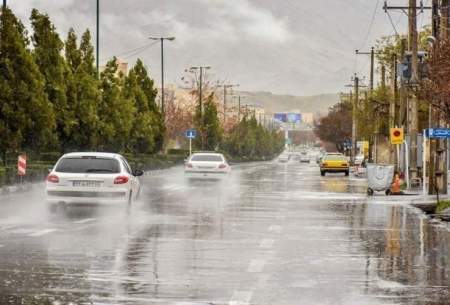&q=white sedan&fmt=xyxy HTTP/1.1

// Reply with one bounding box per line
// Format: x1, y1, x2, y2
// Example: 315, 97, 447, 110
46, 152, 142, 208
185, 152, 230, 177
